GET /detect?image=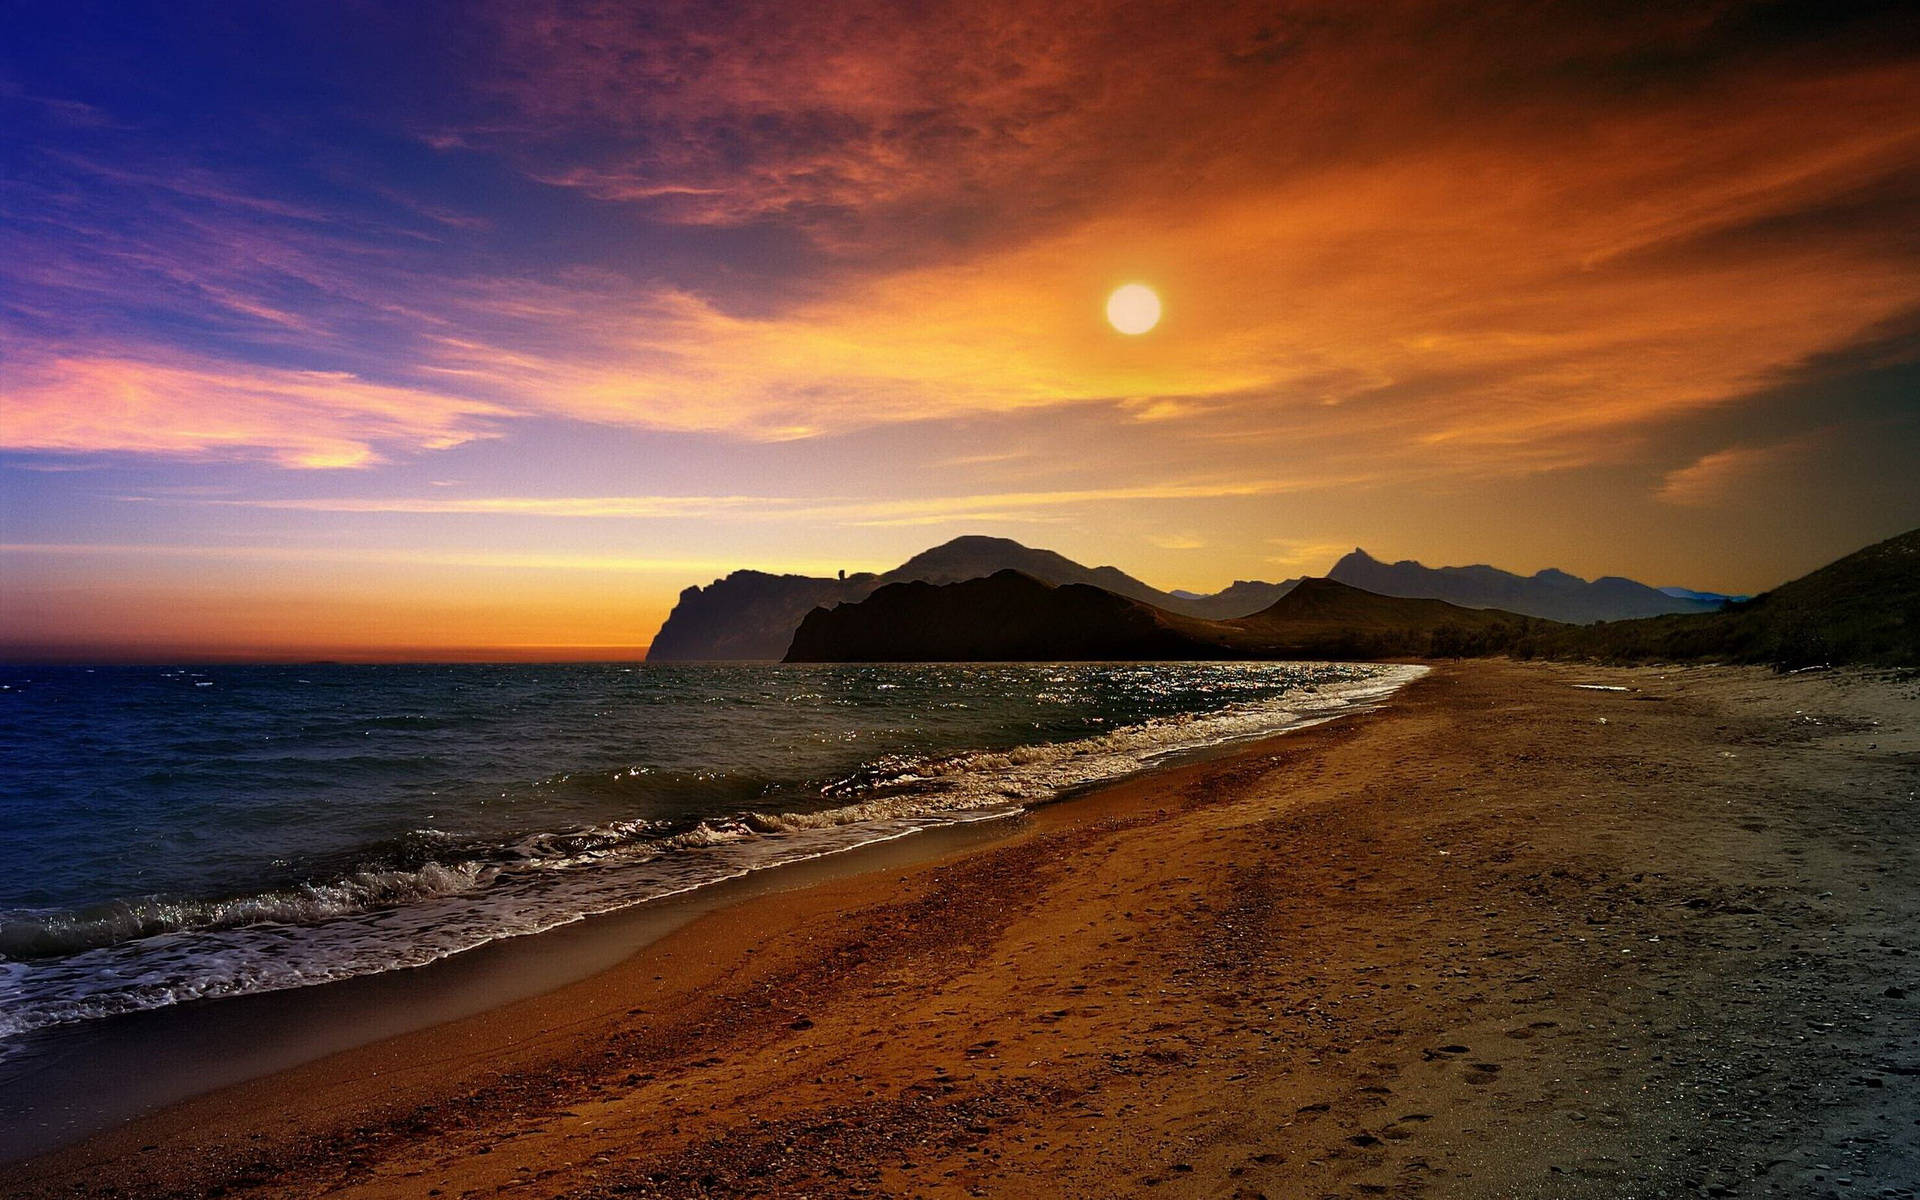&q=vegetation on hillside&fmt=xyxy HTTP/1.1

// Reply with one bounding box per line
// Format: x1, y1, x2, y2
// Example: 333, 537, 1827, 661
1520, 528, 1919, 669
